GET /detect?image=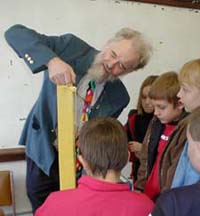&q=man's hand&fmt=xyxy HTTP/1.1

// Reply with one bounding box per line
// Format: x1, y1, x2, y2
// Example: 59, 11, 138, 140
47, 57, 76, 85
